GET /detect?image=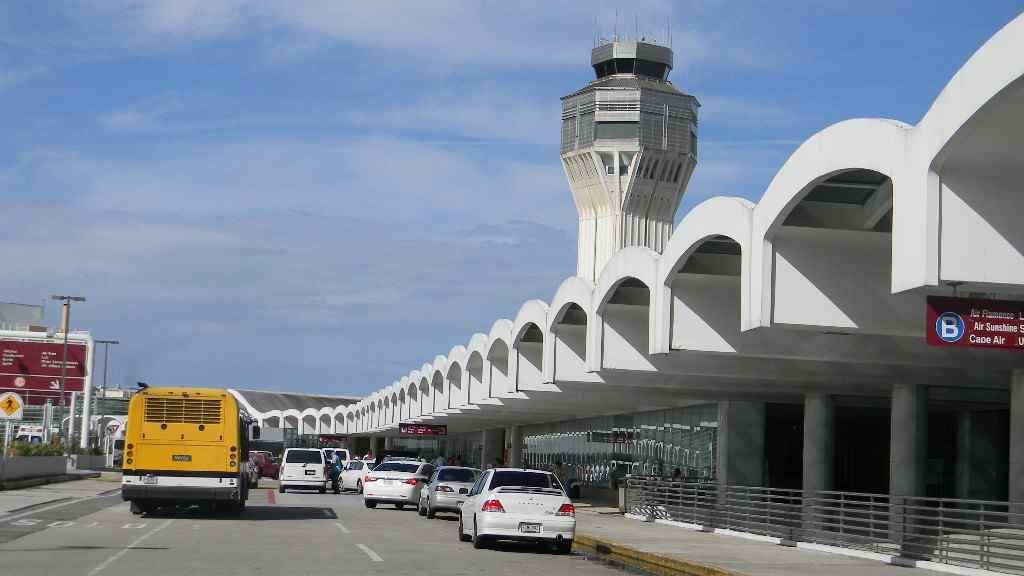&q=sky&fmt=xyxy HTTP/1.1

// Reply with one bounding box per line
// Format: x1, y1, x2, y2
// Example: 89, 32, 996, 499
1, 1, 1021, 395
